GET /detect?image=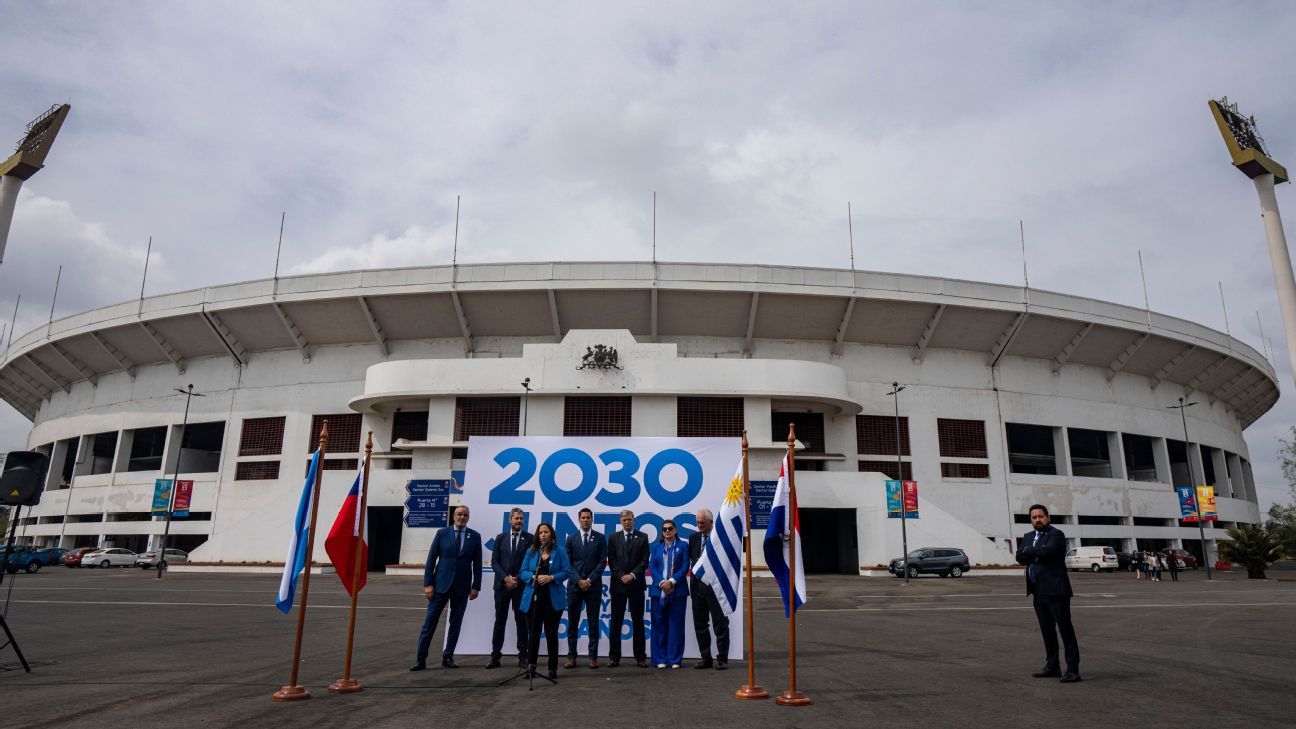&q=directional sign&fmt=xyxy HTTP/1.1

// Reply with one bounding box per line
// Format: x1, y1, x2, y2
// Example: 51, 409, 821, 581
749, 481, 777, 531
404, 479, 451, 528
